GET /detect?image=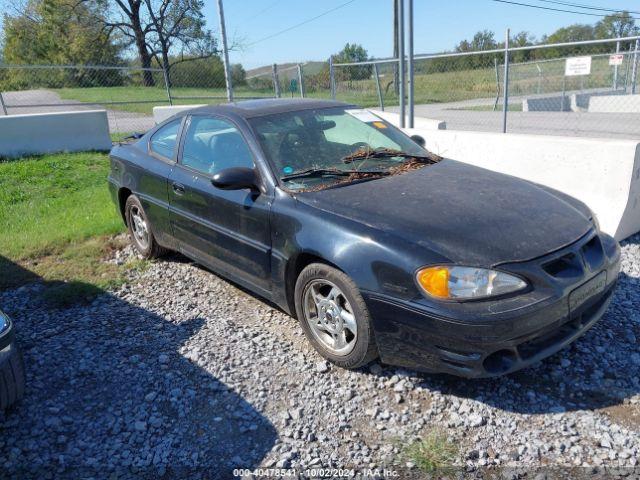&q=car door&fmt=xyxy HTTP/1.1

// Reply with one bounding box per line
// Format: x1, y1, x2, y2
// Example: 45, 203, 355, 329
168, 114, 272, 295
133, 117, 183, 248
